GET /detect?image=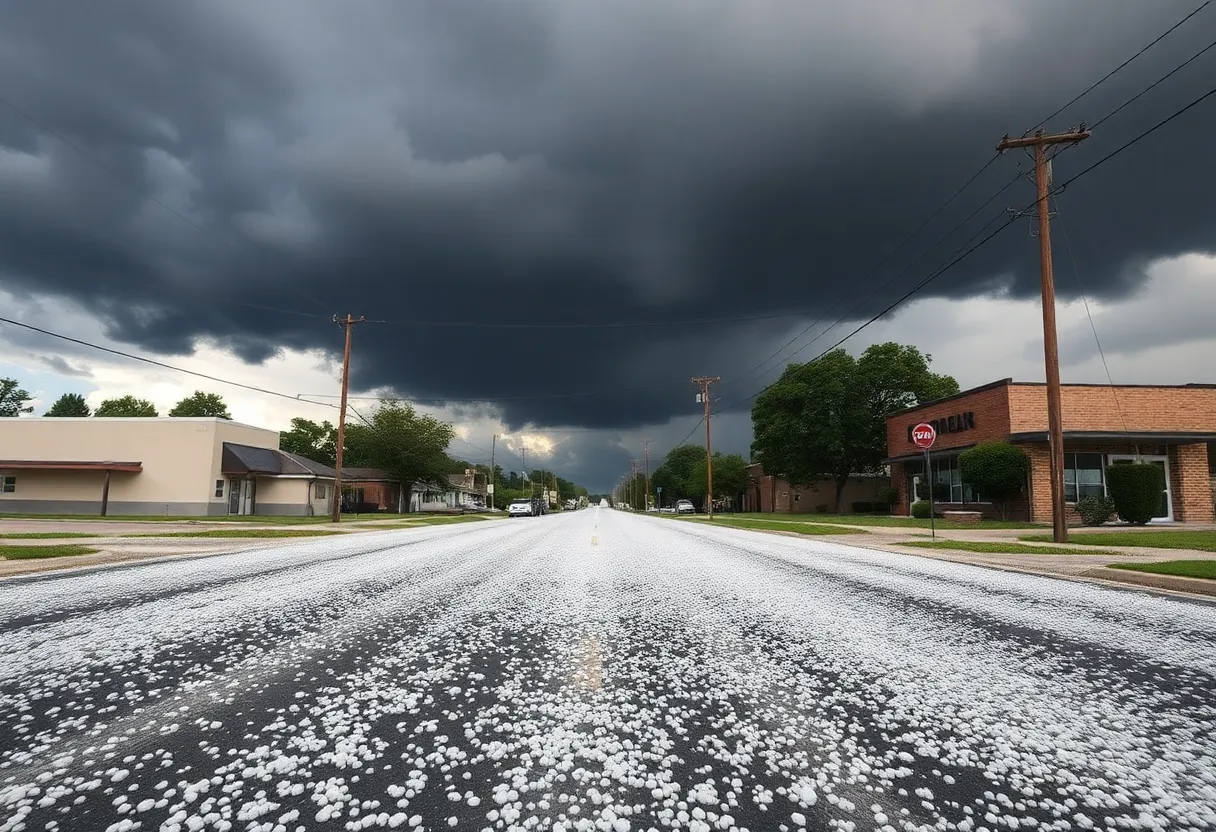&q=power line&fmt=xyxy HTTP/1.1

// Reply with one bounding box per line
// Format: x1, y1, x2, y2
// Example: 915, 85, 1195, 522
1057, 82, 1216, 191
716, 211, 1020, 417
0, 315, 342, 411
1027, 0, 1212, 133
1091, 35, 1216, 130
295, 377, 690, 403
732, 166, 1022, 383
697, 79, 1216, 429
1051, 196, 1132, 437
